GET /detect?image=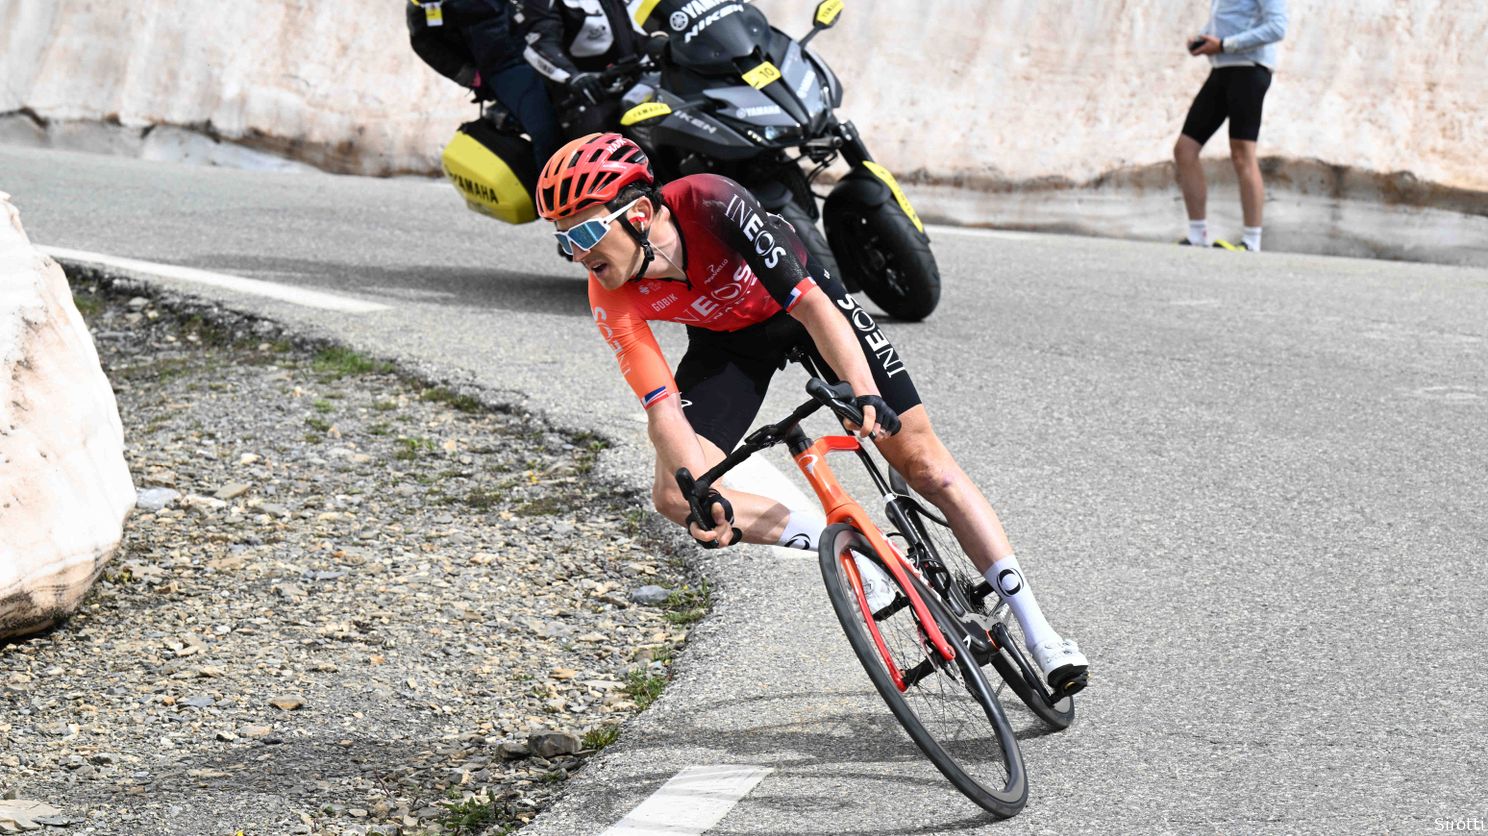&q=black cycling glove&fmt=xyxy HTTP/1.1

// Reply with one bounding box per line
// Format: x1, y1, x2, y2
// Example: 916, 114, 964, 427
687, 488, 743, 550
855, 395, 901, 436
568, 72, 604, 105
